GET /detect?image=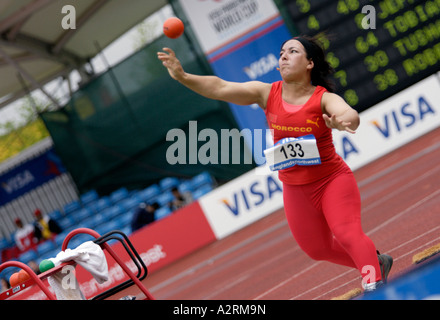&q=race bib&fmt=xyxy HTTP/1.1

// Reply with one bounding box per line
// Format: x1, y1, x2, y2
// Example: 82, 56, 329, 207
264, 134, 321, 171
